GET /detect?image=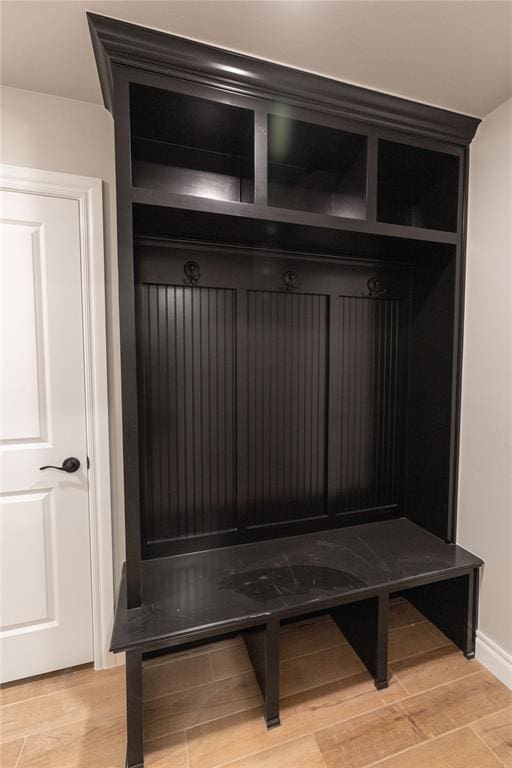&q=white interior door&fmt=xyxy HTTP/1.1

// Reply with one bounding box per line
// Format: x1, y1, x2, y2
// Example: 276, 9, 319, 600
0, 187, 93, 682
